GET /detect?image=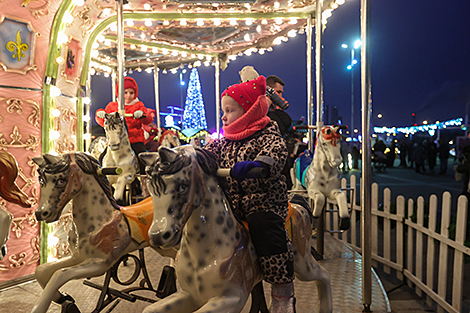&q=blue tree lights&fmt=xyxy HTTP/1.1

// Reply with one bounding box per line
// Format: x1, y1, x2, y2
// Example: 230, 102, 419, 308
182, 68, 207, 130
